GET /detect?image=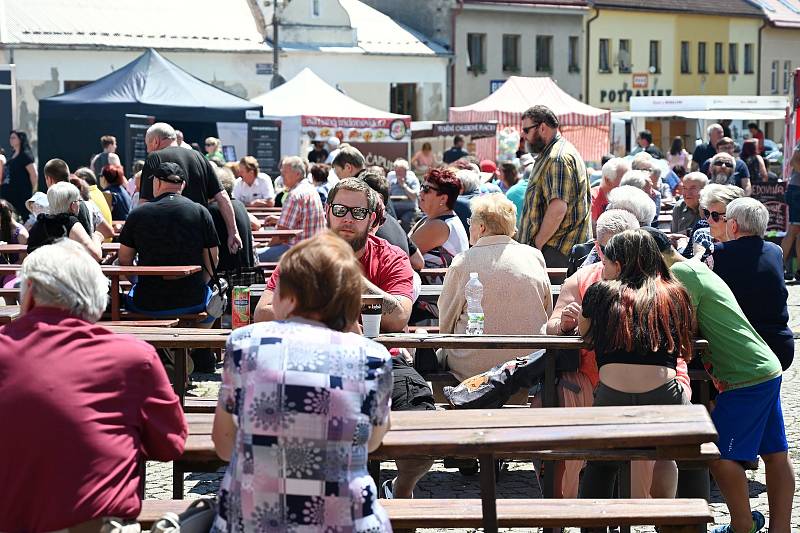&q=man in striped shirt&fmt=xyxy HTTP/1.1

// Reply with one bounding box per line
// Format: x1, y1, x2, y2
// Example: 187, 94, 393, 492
517, 105, 592, 268
257, 156, 326, 261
